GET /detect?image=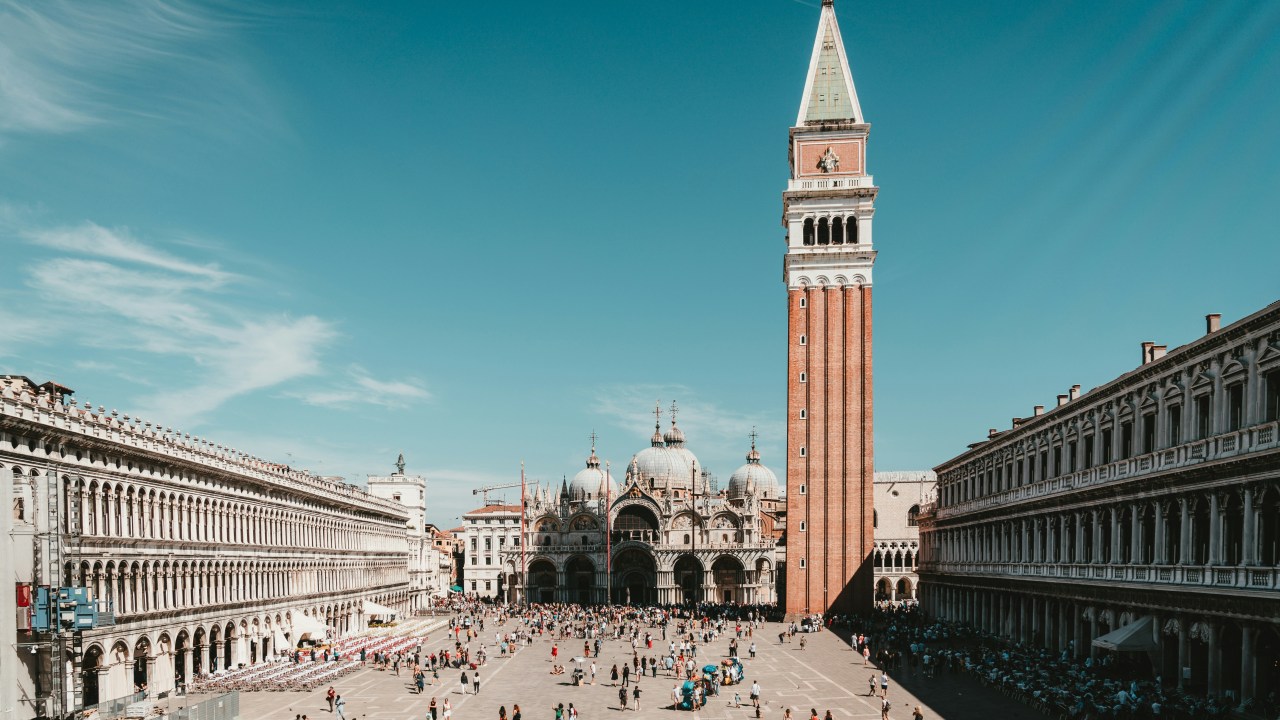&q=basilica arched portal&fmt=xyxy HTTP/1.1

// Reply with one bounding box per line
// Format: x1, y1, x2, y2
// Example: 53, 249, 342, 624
565, 555, 597, 605
612, 548, 656, 605
674, 555, 703, 605
527, 559, 556, 604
